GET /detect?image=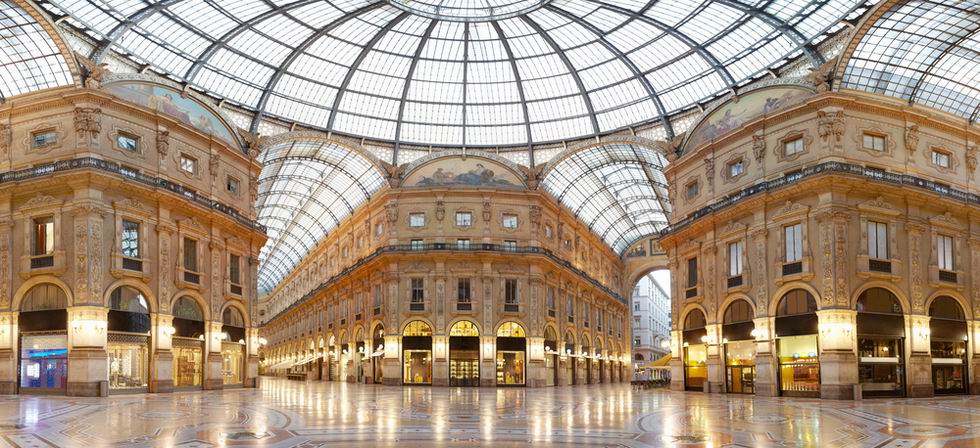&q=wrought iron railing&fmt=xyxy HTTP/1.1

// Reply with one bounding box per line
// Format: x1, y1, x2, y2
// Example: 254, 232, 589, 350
662, 161, 980, 236
262, 243, 626, 324
3, 157, 264, 232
